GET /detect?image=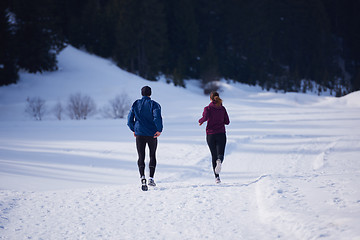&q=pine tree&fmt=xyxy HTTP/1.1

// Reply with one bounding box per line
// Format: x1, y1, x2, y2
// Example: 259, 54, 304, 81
0, 0, 18, 85
60, 0, 89, 48
163, 0, 199, 82
200, 39, 219, 85
112, 0, 167, 80
10, 0, 64, 73
1, 0, 64, 85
